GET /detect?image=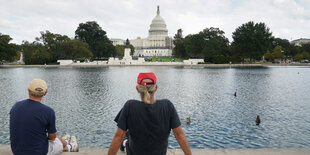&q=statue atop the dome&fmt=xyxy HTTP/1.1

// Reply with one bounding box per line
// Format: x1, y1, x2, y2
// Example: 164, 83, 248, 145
125, 38, 130, 47
157, 5, 160, 15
